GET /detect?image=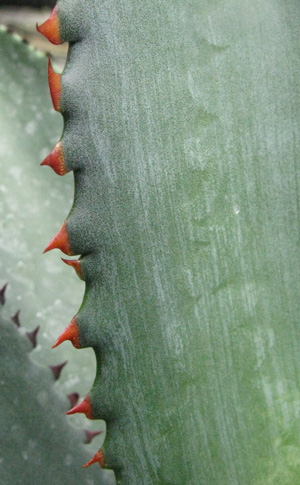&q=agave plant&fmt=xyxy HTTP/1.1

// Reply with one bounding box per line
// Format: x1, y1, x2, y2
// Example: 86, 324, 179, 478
0, 26, 113, 484
0, 284, 115, 484
2, 0, 300, 483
